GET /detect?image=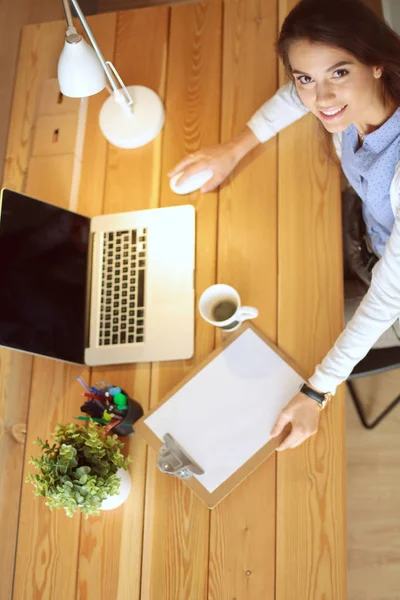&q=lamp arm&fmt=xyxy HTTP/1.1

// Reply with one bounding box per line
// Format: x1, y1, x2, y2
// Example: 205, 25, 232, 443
62, 0, 134, 107
62, 0, 75, 33
65, 0, 119, 94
